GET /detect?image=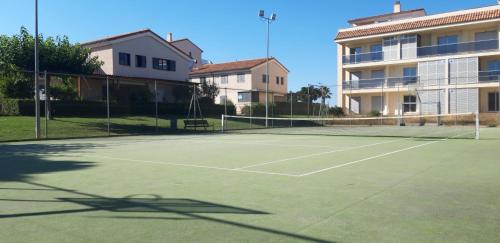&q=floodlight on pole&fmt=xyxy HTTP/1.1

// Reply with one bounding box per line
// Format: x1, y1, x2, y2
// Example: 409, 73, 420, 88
258, 10, 277, 128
